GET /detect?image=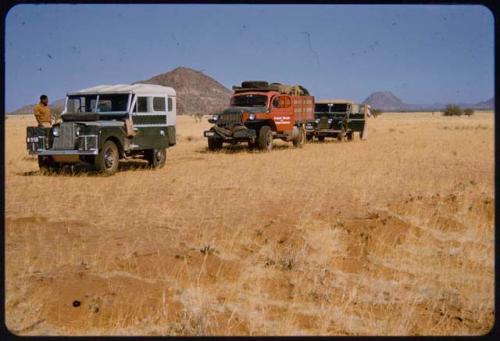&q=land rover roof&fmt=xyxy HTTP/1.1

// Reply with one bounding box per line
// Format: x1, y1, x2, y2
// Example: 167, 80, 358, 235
315, 99, 355, 104
67, 83, 176, 96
